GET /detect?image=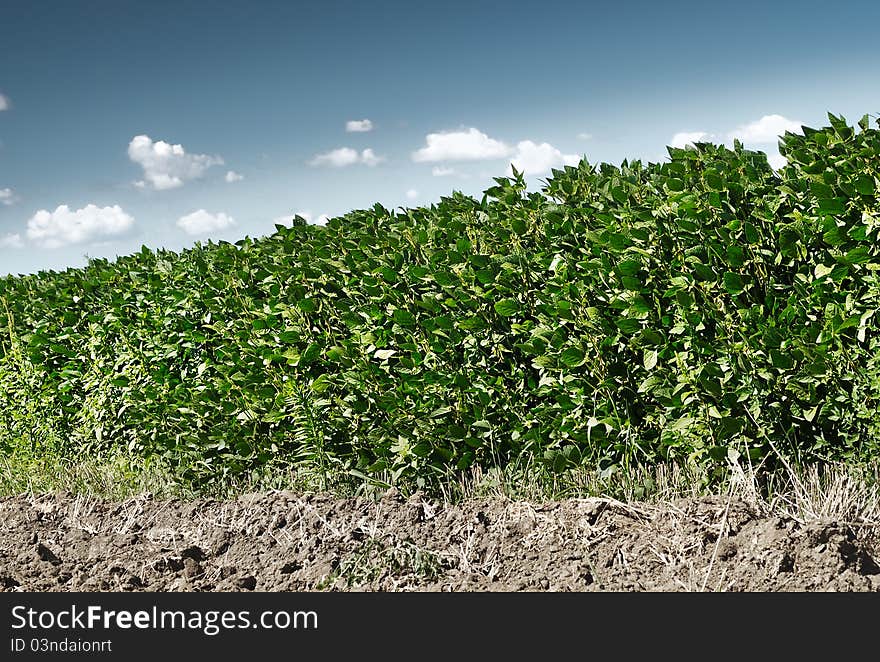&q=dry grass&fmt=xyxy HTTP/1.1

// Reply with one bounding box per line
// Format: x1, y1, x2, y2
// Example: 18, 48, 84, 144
3, 446, 879, 534
725, 454, 880, 526
2, 455, 878, 592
